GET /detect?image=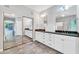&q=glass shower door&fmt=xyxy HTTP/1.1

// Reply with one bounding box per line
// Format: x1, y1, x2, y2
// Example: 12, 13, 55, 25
3, 13, 23, 50
4, 16, 16, 49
